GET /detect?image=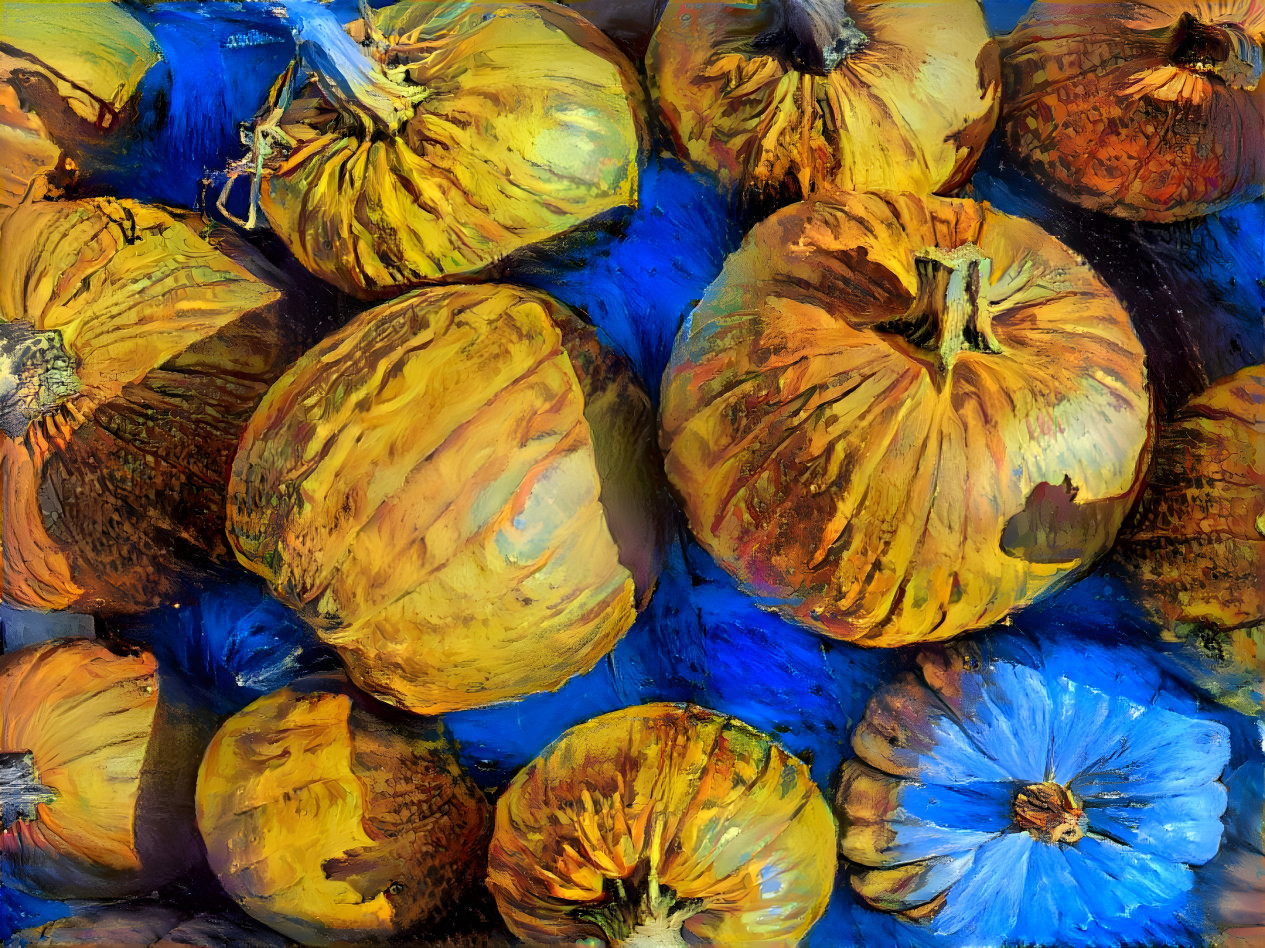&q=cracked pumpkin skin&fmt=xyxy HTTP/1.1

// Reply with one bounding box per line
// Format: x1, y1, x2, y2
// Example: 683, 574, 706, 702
0, 198, 297, 614
227, 283, 662, 715
648, 0, 999, 203
1001, 0, 1265, 221
659, 190, 1152, 647
195, 678, 491, 947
